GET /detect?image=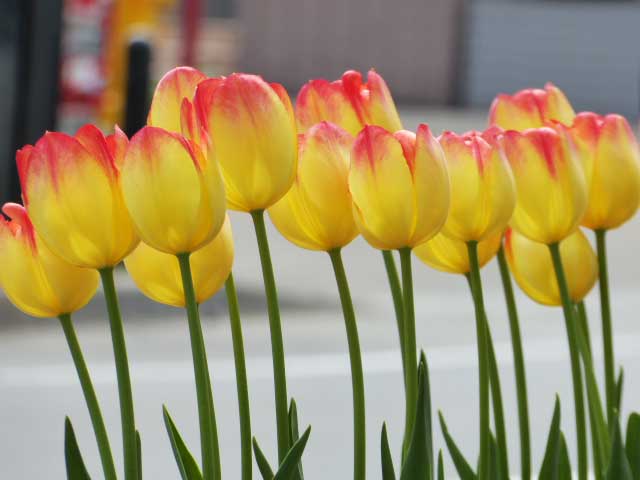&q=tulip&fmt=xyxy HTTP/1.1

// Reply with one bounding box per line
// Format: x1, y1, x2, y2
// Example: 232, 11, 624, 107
125, 215, 234, 307
565, 112, 640, 231
269, 121, 358, 251
17, 125, 139, 269
0, 203, 98, 317
121, 126, 226, 255
414, 230, 502, 275
0, 203, 117, 480
296, 69, 403, 136
500, 127, 587, 244
505, 227, 597, 306
349, 125, 450, 250
196, 73, 297, 212
489, 83, 576, 130
438, 130, 516, 242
